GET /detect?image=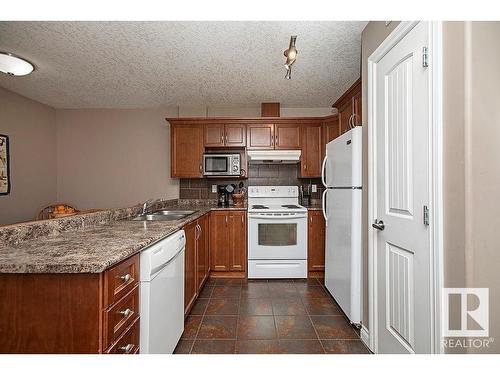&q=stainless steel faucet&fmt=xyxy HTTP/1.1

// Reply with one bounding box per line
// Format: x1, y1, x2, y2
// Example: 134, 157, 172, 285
142, 198, 162, 215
